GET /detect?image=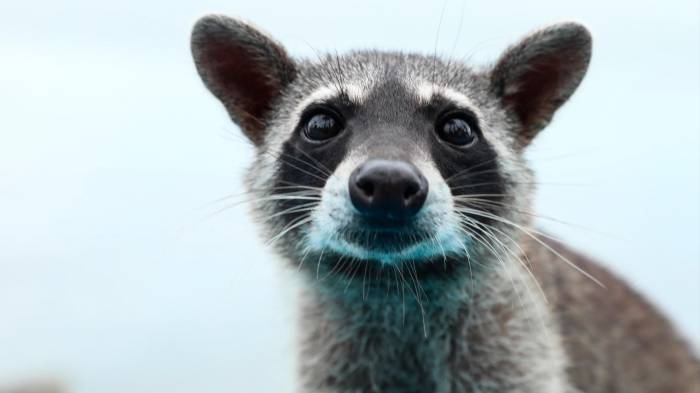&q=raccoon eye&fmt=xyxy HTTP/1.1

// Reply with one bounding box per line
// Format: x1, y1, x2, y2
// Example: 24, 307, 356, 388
436, 113, 478, 147
301, 108, 343, 142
